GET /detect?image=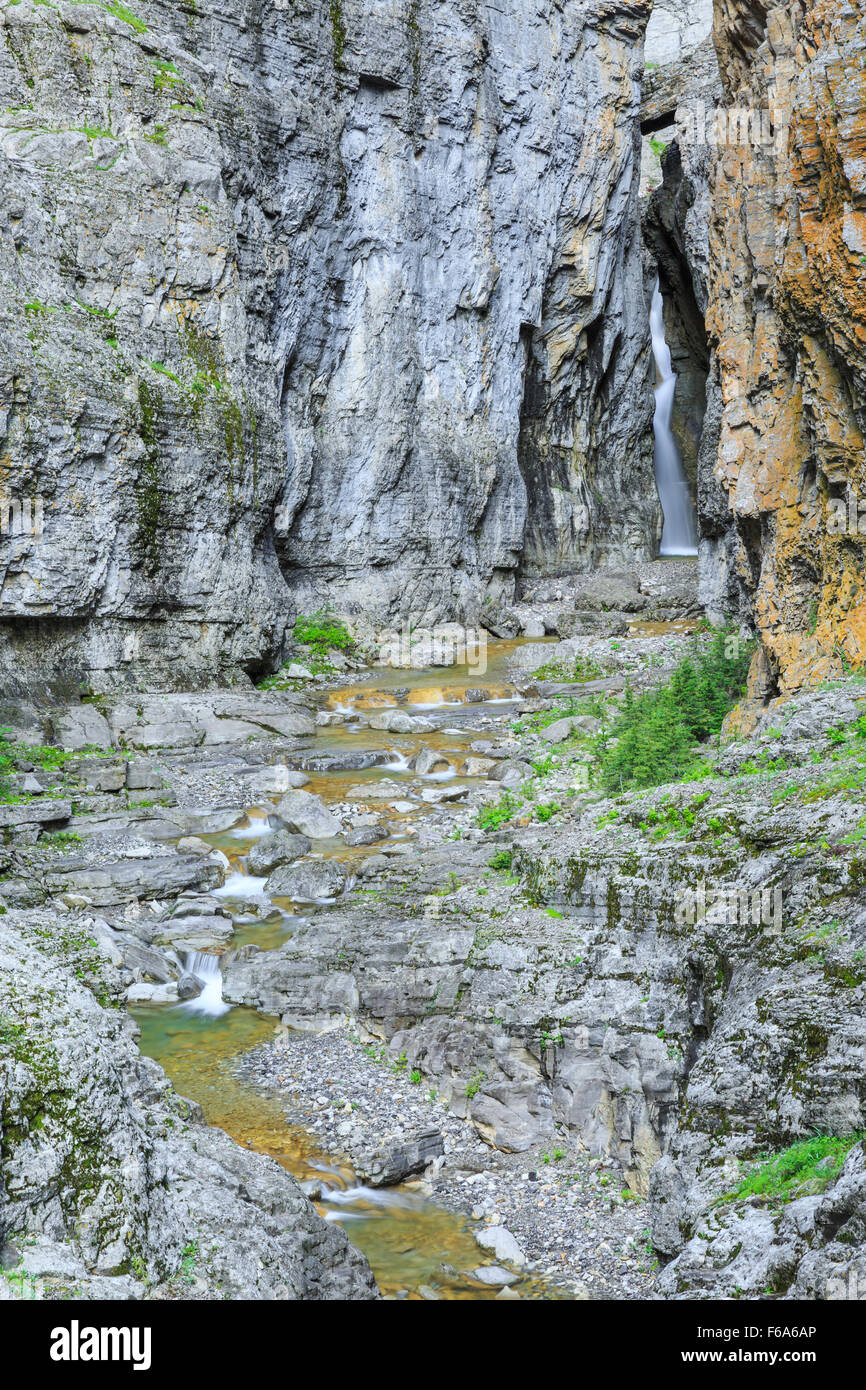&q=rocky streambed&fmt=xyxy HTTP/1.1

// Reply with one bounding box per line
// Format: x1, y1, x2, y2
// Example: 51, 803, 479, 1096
2, 565, 866, 1301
